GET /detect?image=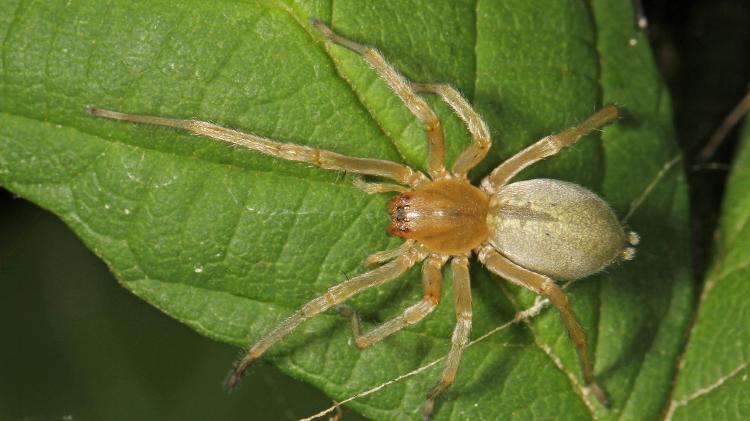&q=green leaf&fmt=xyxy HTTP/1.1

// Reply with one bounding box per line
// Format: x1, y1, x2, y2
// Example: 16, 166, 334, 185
0, 1, 693, 419
665, 118, 750, 420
